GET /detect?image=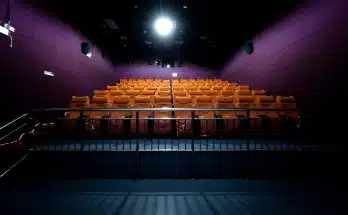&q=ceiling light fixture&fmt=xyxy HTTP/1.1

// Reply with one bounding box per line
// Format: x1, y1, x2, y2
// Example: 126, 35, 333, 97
154, 16, 175, 37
